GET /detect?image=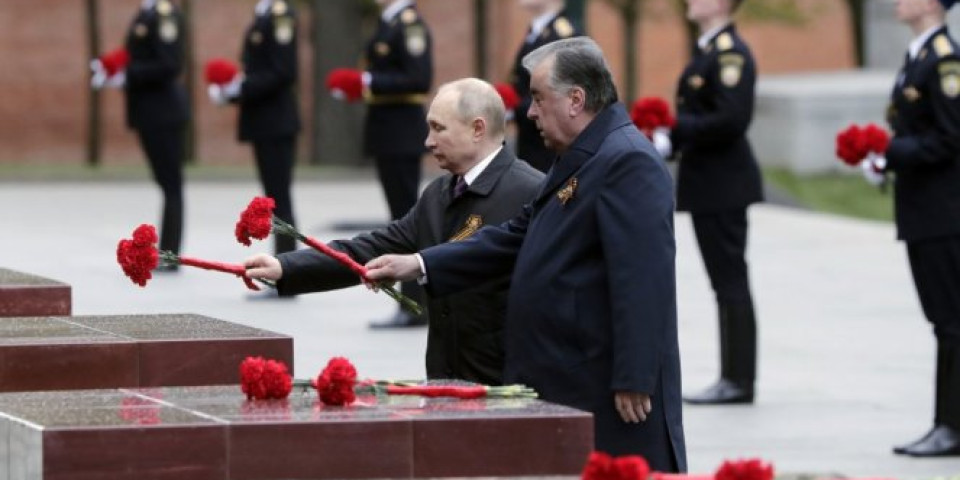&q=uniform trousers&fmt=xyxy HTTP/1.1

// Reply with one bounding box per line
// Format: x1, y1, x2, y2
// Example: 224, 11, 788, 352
253, 136, 297, 255
137, 126, 184, 255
